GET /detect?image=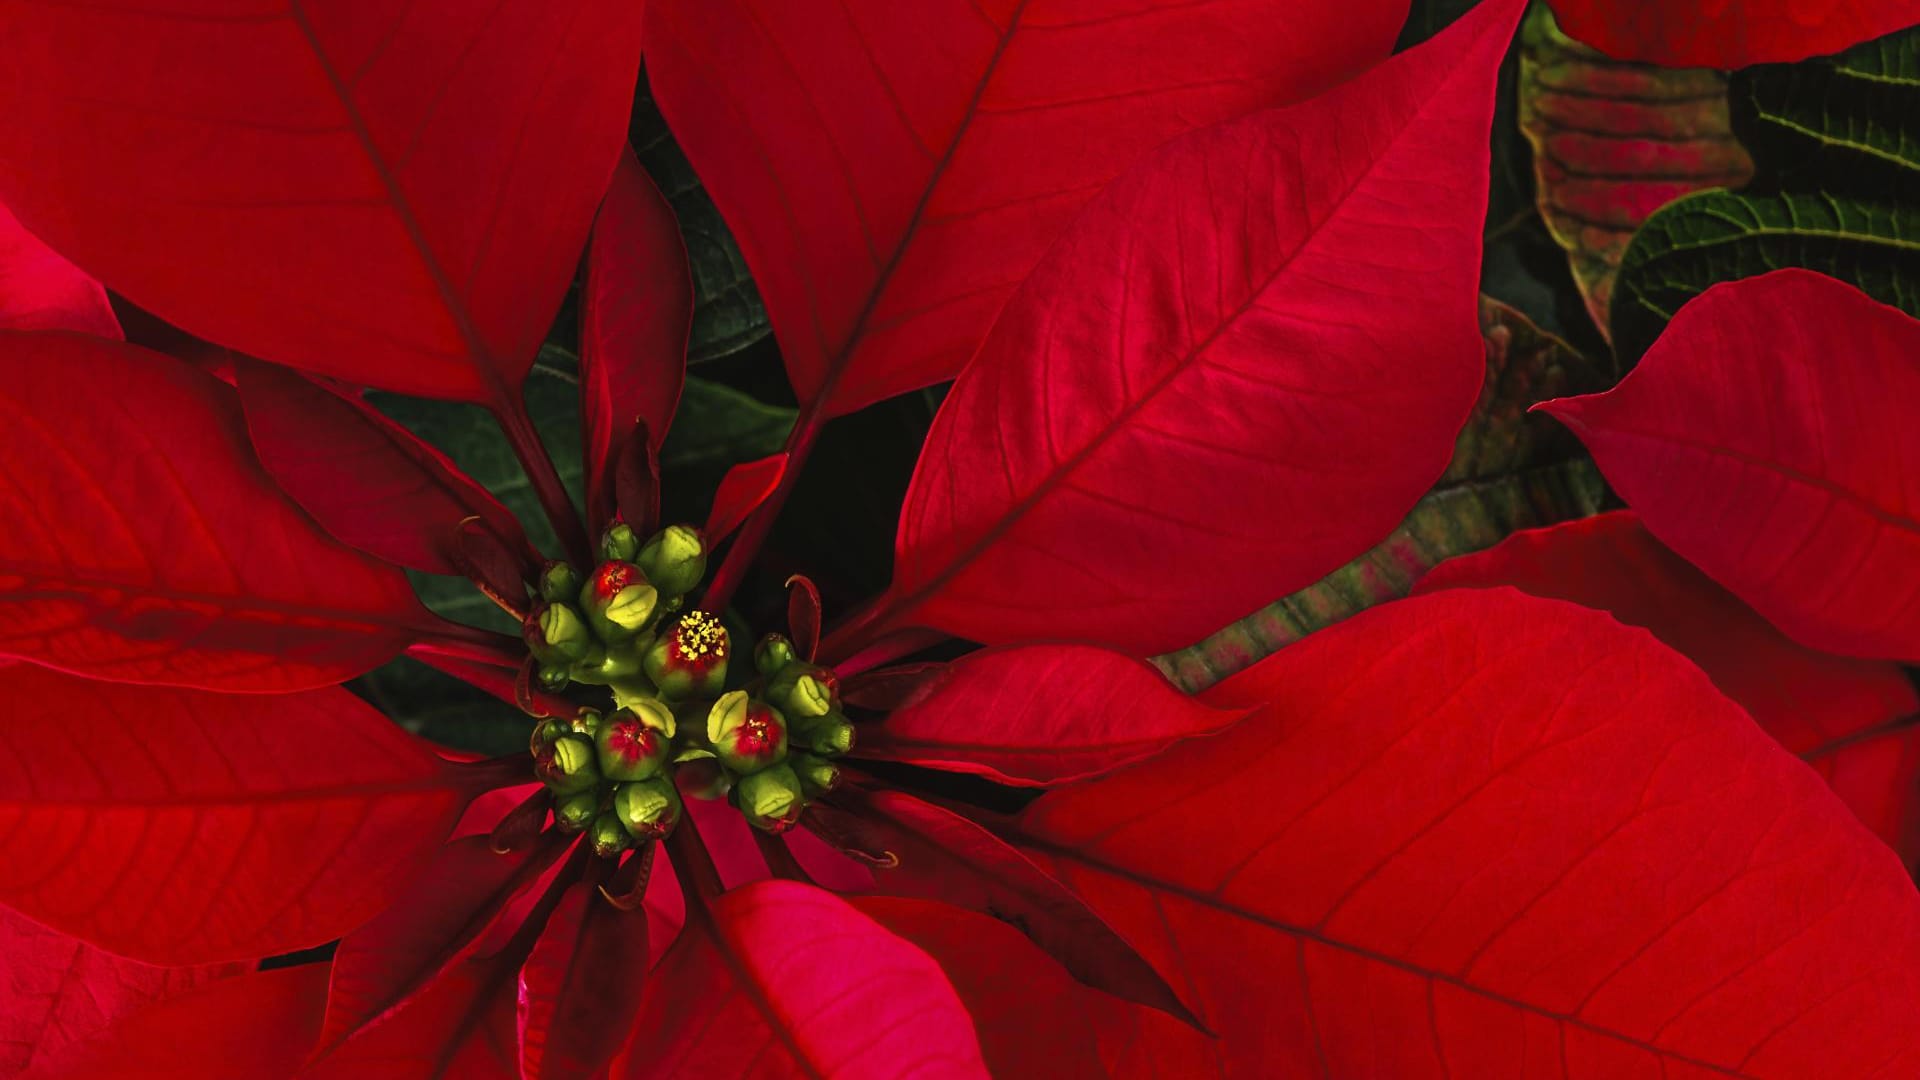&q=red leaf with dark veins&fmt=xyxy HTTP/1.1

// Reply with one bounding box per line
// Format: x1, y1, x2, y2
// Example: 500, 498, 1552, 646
704, 452, 787, 545
1416, 511, 1920, 865
862, 644, 1247, 786
517, 880, 651, 1080
869, 0, 1516, 655
1540, 269, 1920, 663
0, 197, 119, 340
0, 906, 243, 1075
237, 360, 530, 578
583, 147, 691, 533
1014, 589, 1920, 1076
0, 334, 429, 693
1544, 0, 1920, 67
306, 957, 520, 1080
0, 0, 643, 402
644, 0, 1409, 417
0, 666, 476, 965
619, 880, 989, 1078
